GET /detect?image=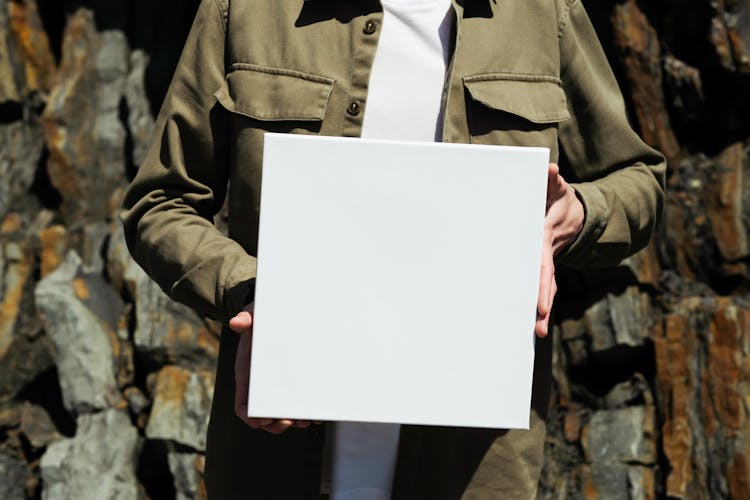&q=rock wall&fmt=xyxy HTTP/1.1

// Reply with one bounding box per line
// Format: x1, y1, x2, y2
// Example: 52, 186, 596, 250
540, 1, 750, 498
0, 0, 747, 498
